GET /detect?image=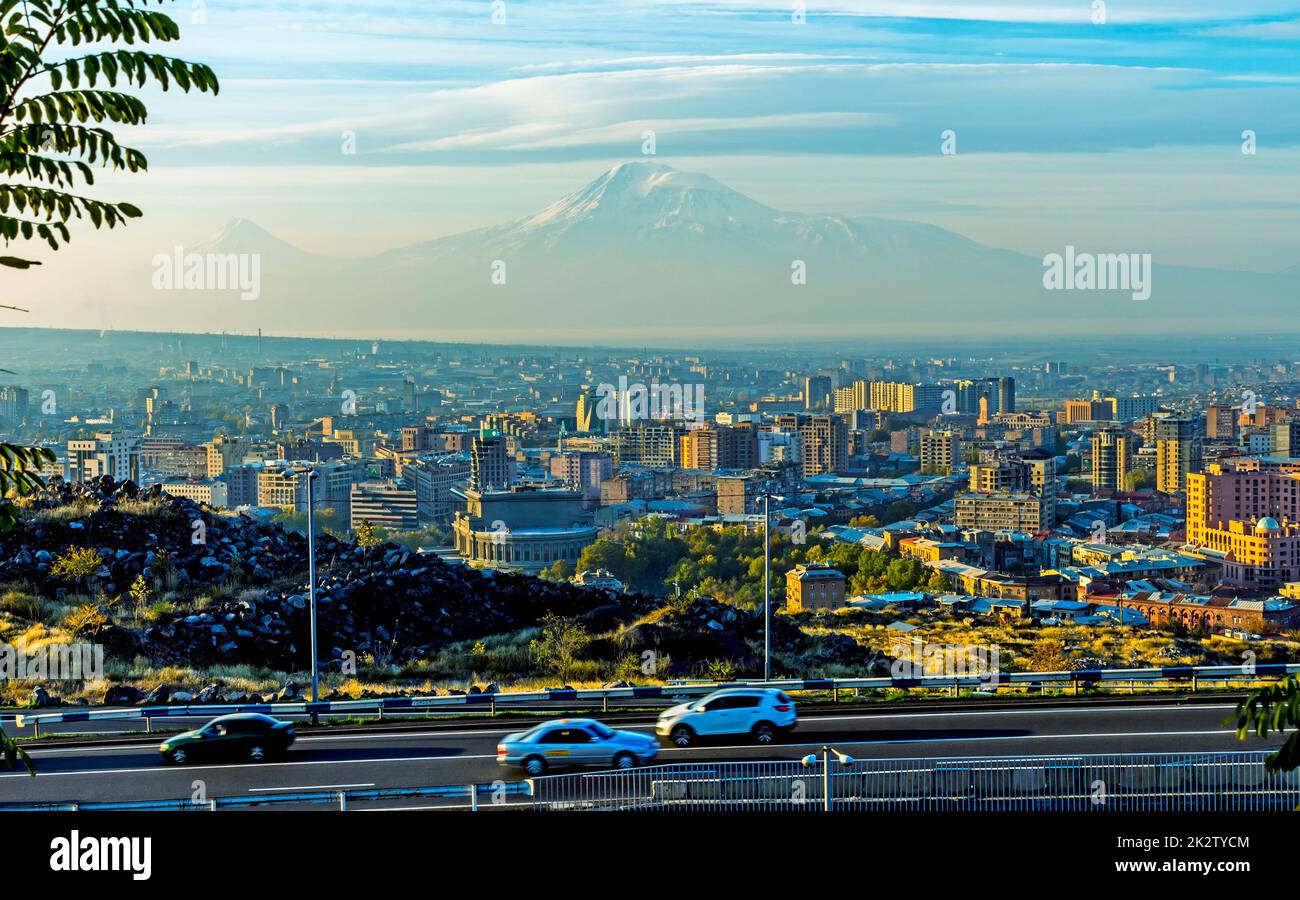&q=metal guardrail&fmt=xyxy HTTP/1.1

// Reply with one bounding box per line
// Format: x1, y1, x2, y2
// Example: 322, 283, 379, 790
14, 662, 1299, 734
0, 781, 532, 812
531, 752, 1300, 812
